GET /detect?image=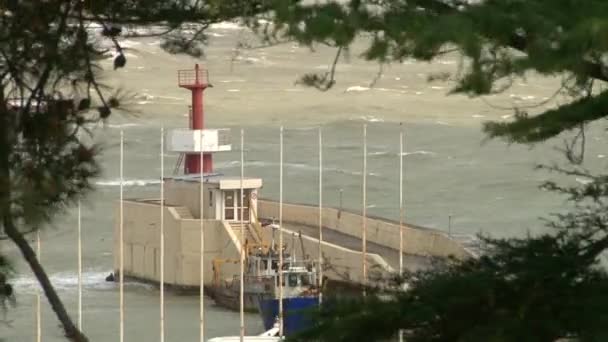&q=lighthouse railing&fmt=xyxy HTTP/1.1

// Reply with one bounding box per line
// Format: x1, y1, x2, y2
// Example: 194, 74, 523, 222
178, 68, 209, 87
